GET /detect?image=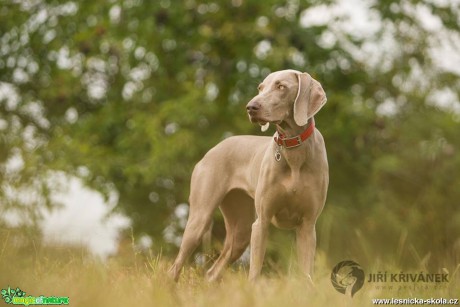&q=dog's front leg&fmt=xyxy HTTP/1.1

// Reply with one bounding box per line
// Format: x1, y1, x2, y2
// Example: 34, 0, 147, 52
296, 221, 316, 280
248, 216, 270, 281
